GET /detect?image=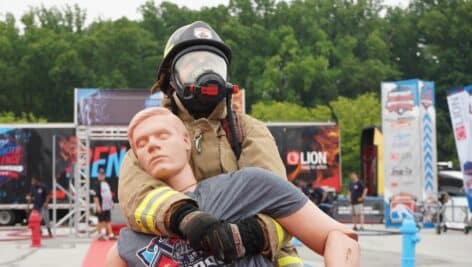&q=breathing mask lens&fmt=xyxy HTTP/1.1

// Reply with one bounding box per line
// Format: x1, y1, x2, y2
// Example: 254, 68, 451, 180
173, 51, 227, 88
170, 50, 233, 116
